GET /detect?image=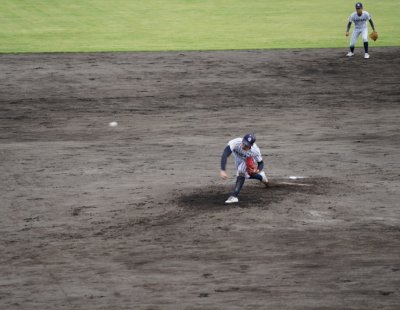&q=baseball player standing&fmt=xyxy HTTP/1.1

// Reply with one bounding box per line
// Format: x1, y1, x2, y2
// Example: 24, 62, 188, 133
346, 2, 377, 59
220, 134, 268, 204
